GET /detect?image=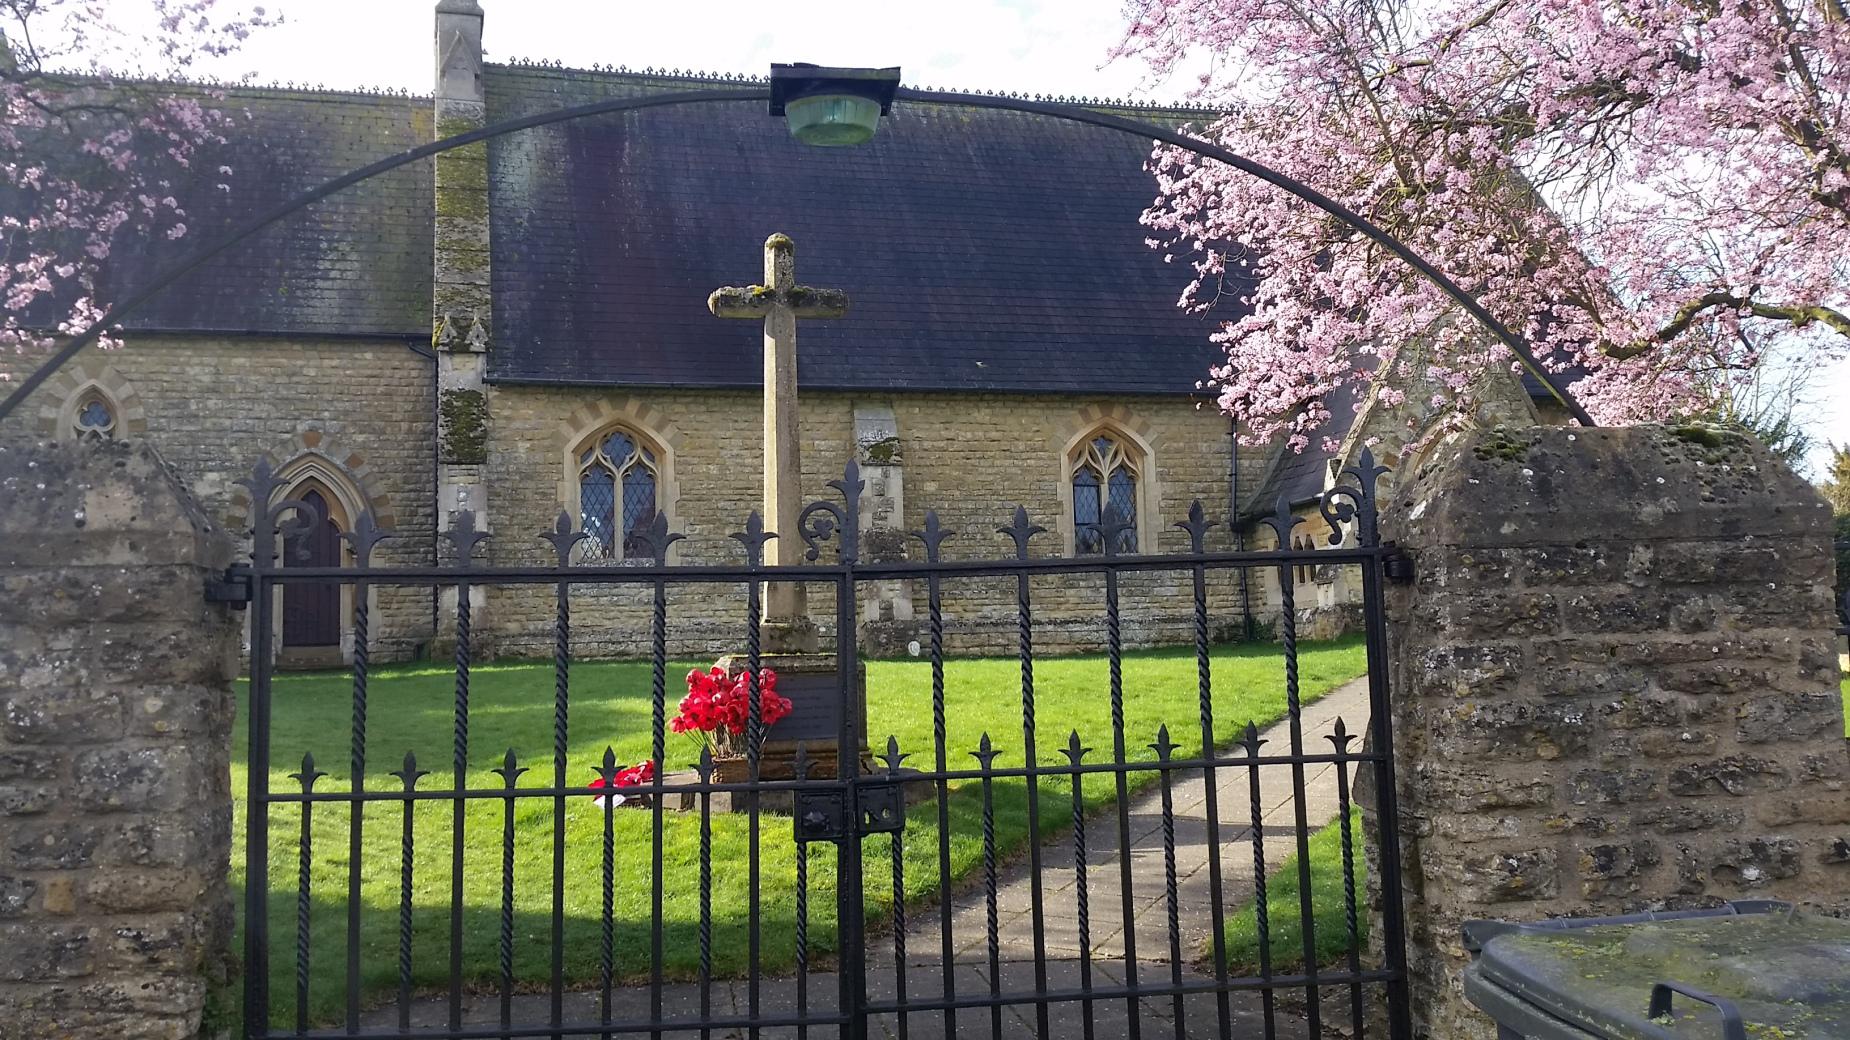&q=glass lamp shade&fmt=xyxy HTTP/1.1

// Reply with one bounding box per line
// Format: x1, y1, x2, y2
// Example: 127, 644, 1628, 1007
784, 94, 883, 146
